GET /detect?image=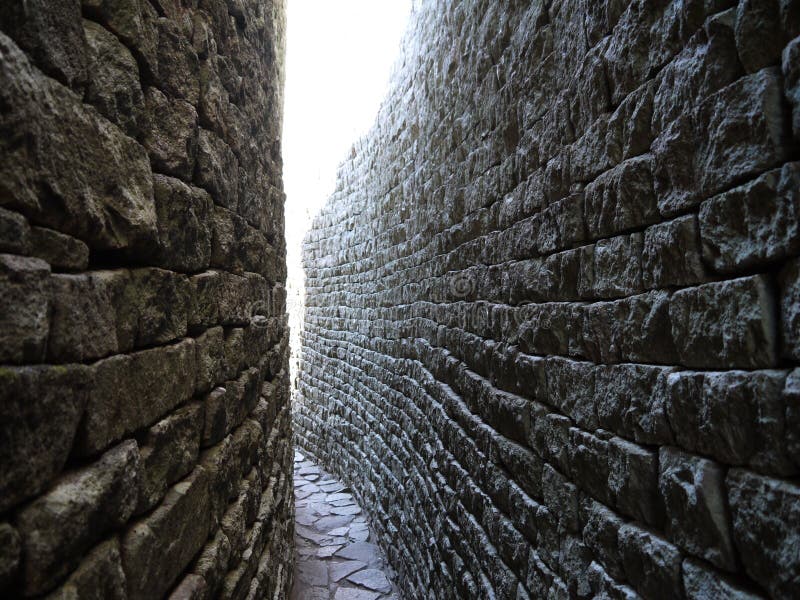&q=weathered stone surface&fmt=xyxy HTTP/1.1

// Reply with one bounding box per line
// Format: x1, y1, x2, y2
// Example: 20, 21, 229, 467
44, 538, 127, 600
0, 523, 21, 592
785, 369, 800, 469
137, 402, 203, 513
785, 36, 800, 140
16, 440, 140, 595
682, 558, 762, 600
617, 523, 682, 600
0, 364, 90, 512
76, 339, 196, 455
727, 469, 800, 598
642, 215, 706, 288
82, 18, 144, 138
670, 275, 778, 369
29, 226, 89, 271
142, 86, 198, 181
659, 447, 735, 570
0, 0, 87, 90
0, 253, 50, 363
0, 206, 30, 253
195, 128, 240, 211
662, 369, 793, 474
122, 468, 211, 600
0, 32, 157, 251
700, 163, 800, 272
150, 174, 213, 272
780, 257, 800, 360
